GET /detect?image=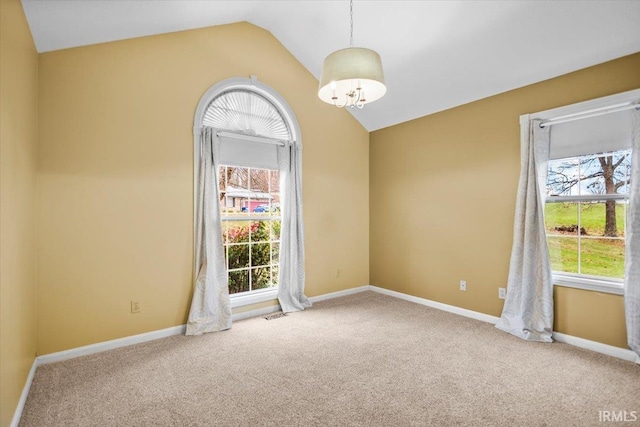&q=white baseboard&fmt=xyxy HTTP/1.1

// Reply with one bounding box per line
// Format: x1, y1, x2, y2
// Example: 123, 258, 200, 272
35, 304, 296, 367
369, 285, 500, 324
308, 285, 370, 303
232, 285, 370, 319
552, 331, 640, 364
368, 285, 639, 364
37, 284, 635, 367
232, 305, 282, 321
38, 324, 187, 366
12, 283, 638, 426
36, 306, 291, 368
10, 286, 364, 425
36, 286, 371, 367
10, 358, 37, 427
